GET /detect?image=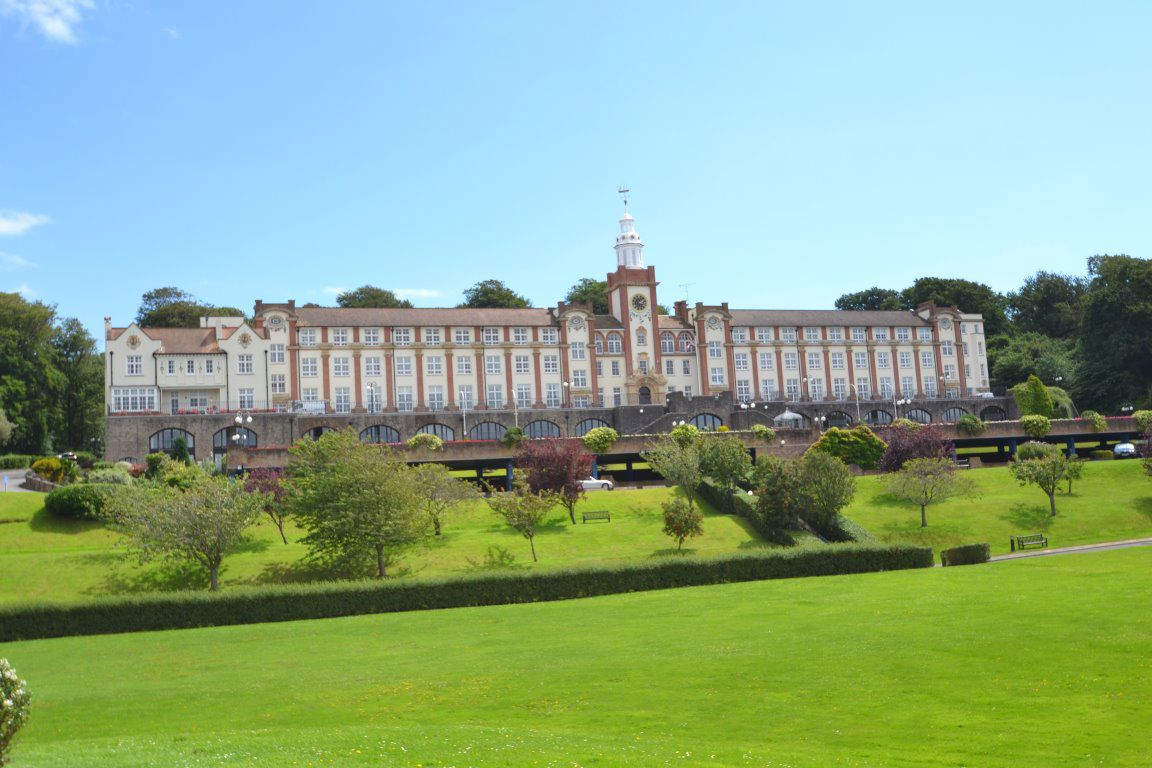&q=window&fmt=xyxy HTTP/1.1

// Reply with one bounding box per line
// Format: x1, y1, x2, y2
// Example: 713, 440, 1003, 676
783, 352, 798, 370
334, 387, 350, 413
636, 329, 647, 346
167, 360, 176, 375
458, 385, 475, 409
785, 378, 800, 401
299, 328, 317, 347
572, 395, 590, 408
111, 387, 157, 412
366, 384, 383, 413
239, 388, 255, 410
851, 327, 866, 342
781, 327, 797, 342
679, 333, 695, 352
396, 356, 413, 376
426, 355, 443, 375
736, 379, 752, 401
710, 367, 725, 385
512, 327, 528, 344
363, 328, 380, 346
237, 354, 253, 374
920, 351, 934, 368
808, 378, 825, 399
731, 327, 747, 343
759, 352, 774, 371
545, 383, 561, 407
570, 342, 586, 360
597, 388, 605, 406
543, 355, 559, 374
330, 357, 348, 377
483, 327, 501, 345
854, 351, 867, 369
424, 328, 441, 345
428, 386, 445, 411
760, 380, 778, 400
514, 355, 530, 374
595, 360, 603, 376
830, 352, 845, 369
396, 386, 413, 412
943, 364, 956, 379
365, 356, 381, 376
638, 359, 648, 374
485, 355, 501, 375
896, 327, 911, 341
610, 359, 621, 376
665, 359, 675, 375
486, 384, 504, 408
873, 328, 889, 341
898, 352, 913, 369
332, 329, 349, 346
833, 378, 847, 400
393, 328, 412, 346
541, 327, 558, 344
923, 378, 937, 397
516, 384, 532, 407
978, 341, 984, 355
270, 344, 285, 364
879, 377, 894, 397
855, 377, 870, 399
877, 351, 891, 368
594, 336, 604, 355
963, 342, 969, 356
941, 341, 954, 356
804, 327, 820, 342
186, 359, 195, 374
271, 374, 286, 394
302, 387, 319, 403
682, 359, 691, 375
612, 387, 622, 406
606, 333, 622, 354
806, 352, 822, 371
683, 386, 693, 398
126, 355, 142, 375
918, 327, 933, 342
756, 327, 773, 343
828, 327, 843, 341
901, 376, 914, 396
572, 369, 588, 387
456, 355, 472, 374
453, 328, 471, 344
708, 341, 722, 359
735, 352, 750, 371
661, 332, 675, 353
205, 359, 214, 374
300, 357, 318, 377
